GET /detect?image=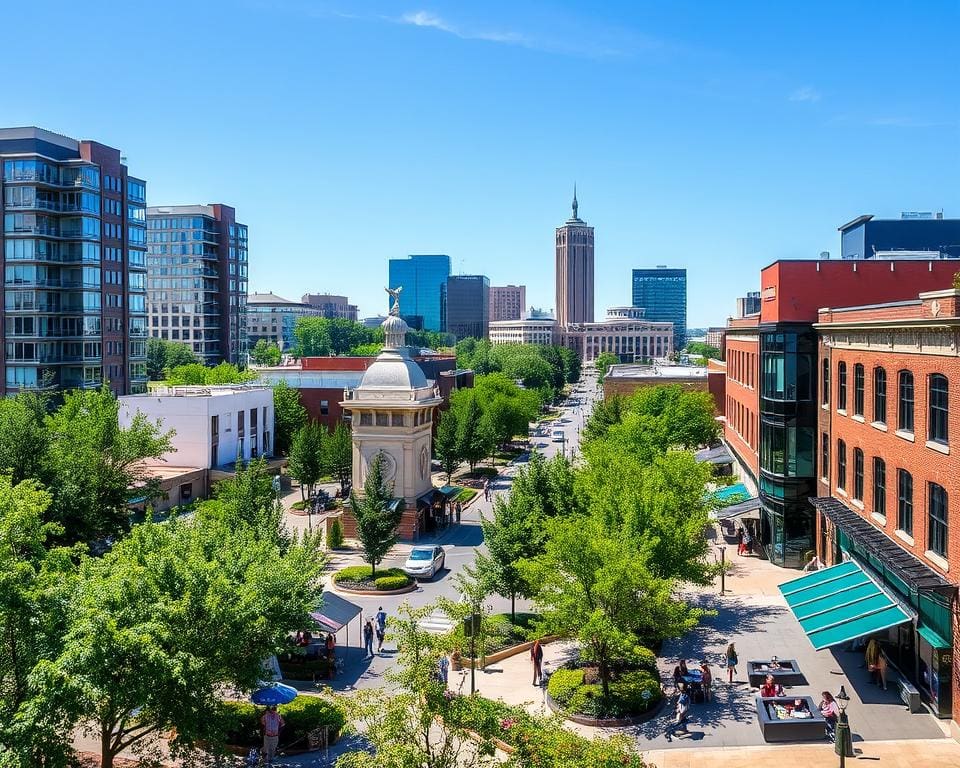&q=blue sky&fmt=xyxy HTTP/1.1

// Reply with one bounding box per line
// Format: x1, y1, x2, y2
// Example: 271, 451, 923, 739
6, 0, 958, 326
